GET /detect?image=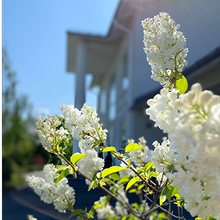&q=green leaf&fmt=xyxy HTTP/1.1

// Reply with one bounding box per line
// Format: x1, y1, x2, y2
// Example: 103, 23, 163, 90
125, 144, 143, 153
126, 177, 140, 191
160, 185, 178, 205
92, 204, 103, 210
111, 173, 120, 181
122, 215, 135, 220
102, 147, 116, 152
119, 176, 131, 185
207, 216, 217, 220
138, 184, 145, 191
70, 153, 87, 165
54, 168, 70, 184
144, 162, 153, 172
88, 180, 98, 191
104, 195, 111, 205
88, 210, 94, 218
149, 171, 159, 178
175, 73, 188, 94
56, 164, 68, 169
132, 203, 138, 208
128, 158, 131, 165
102, 166, 125, 178
158, 212, 167, 220
137, 168, 144, 174
195, 218, 203, 220
129, 189, 137, 193
69, 209, 84, 218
